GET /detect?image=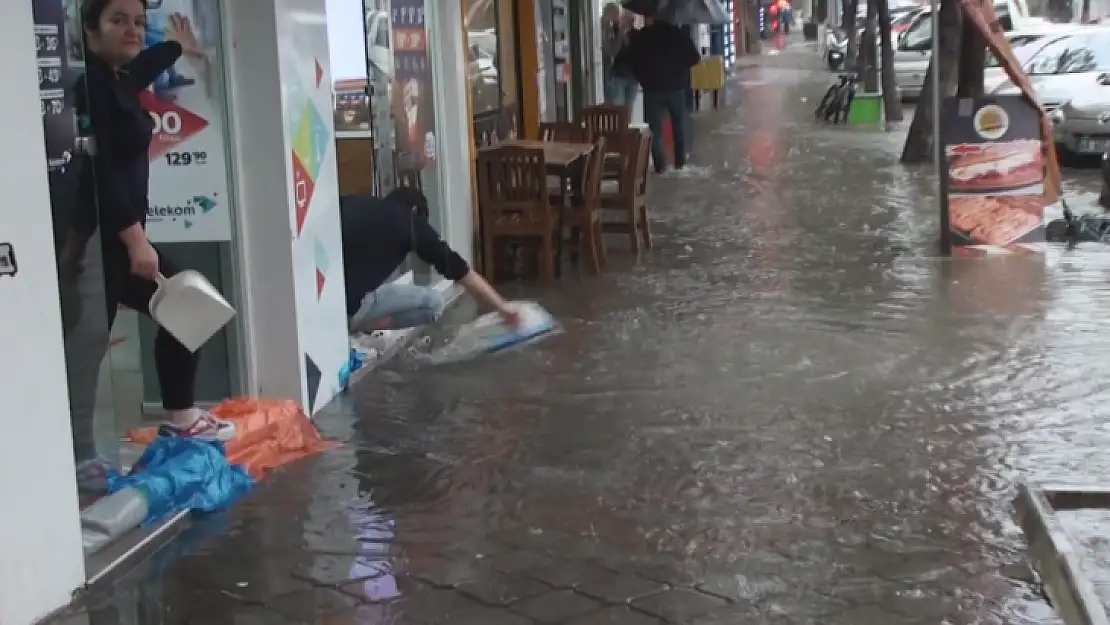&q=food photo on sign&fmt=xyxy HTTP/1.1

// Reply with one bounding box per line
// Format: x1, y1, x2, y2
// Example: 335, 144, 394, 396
940, 96, 1048, 255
